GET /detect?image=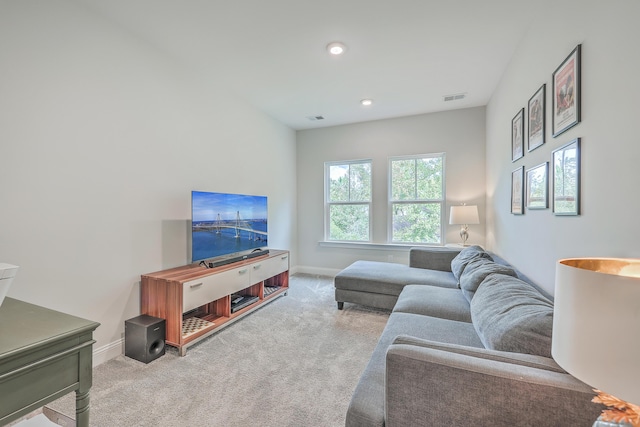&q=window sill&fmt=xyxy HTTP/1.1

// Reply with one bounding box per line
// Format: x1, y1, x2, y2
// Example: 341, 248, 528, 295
317, 241, 443, 251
